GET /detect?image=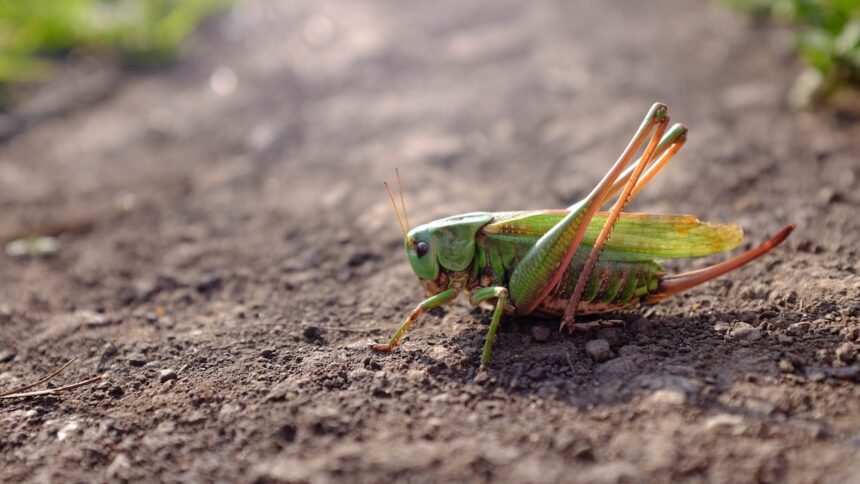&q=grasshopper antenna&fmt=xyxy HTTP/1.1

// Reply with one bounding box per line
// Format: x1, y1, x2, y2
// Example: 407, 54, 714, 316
395, 168, 411, 232
384, 180, 408, 237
